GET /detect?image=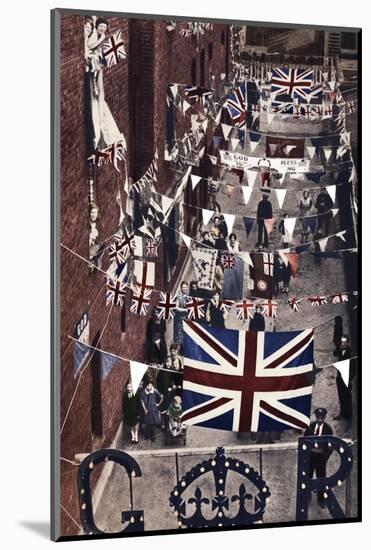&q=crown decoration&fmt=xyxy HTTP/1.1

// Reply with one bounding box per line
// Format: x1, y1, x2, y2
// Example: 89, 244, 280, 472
169, 447, 270, 528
